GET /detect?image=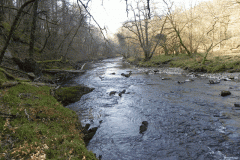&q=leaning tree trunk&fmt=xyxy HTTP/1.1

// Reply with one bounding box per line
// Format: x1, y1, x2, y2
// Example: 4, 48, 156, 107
0, 0, 36, 65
